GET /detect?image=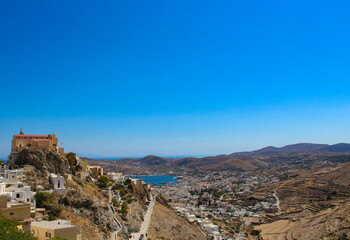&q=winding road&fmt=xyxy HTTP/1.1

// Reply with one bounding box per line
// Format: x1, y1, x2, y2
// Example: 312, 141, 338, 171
273, 179, 294, 213
130, 195, 156, 240
273, 188, 281, 212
